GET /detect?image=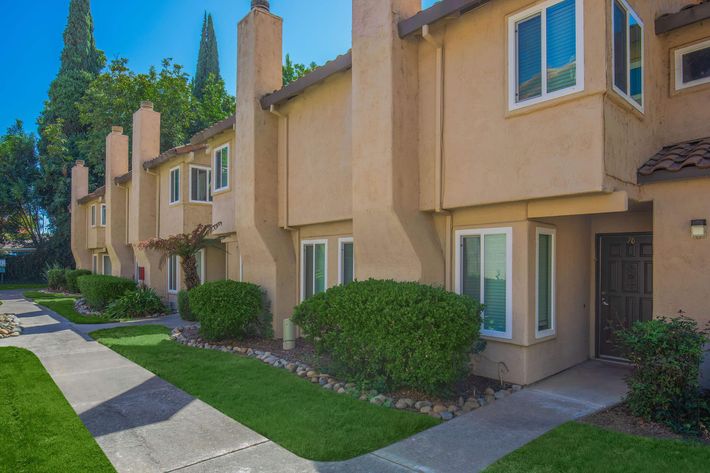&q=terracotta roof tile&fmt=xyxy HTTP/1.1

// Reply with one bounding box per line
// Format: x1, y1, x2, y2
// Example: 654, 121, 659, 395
638, 137, 710, 183
114, 172, 131, 185
189, 114, 235, 145
77, 186, 105, 205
